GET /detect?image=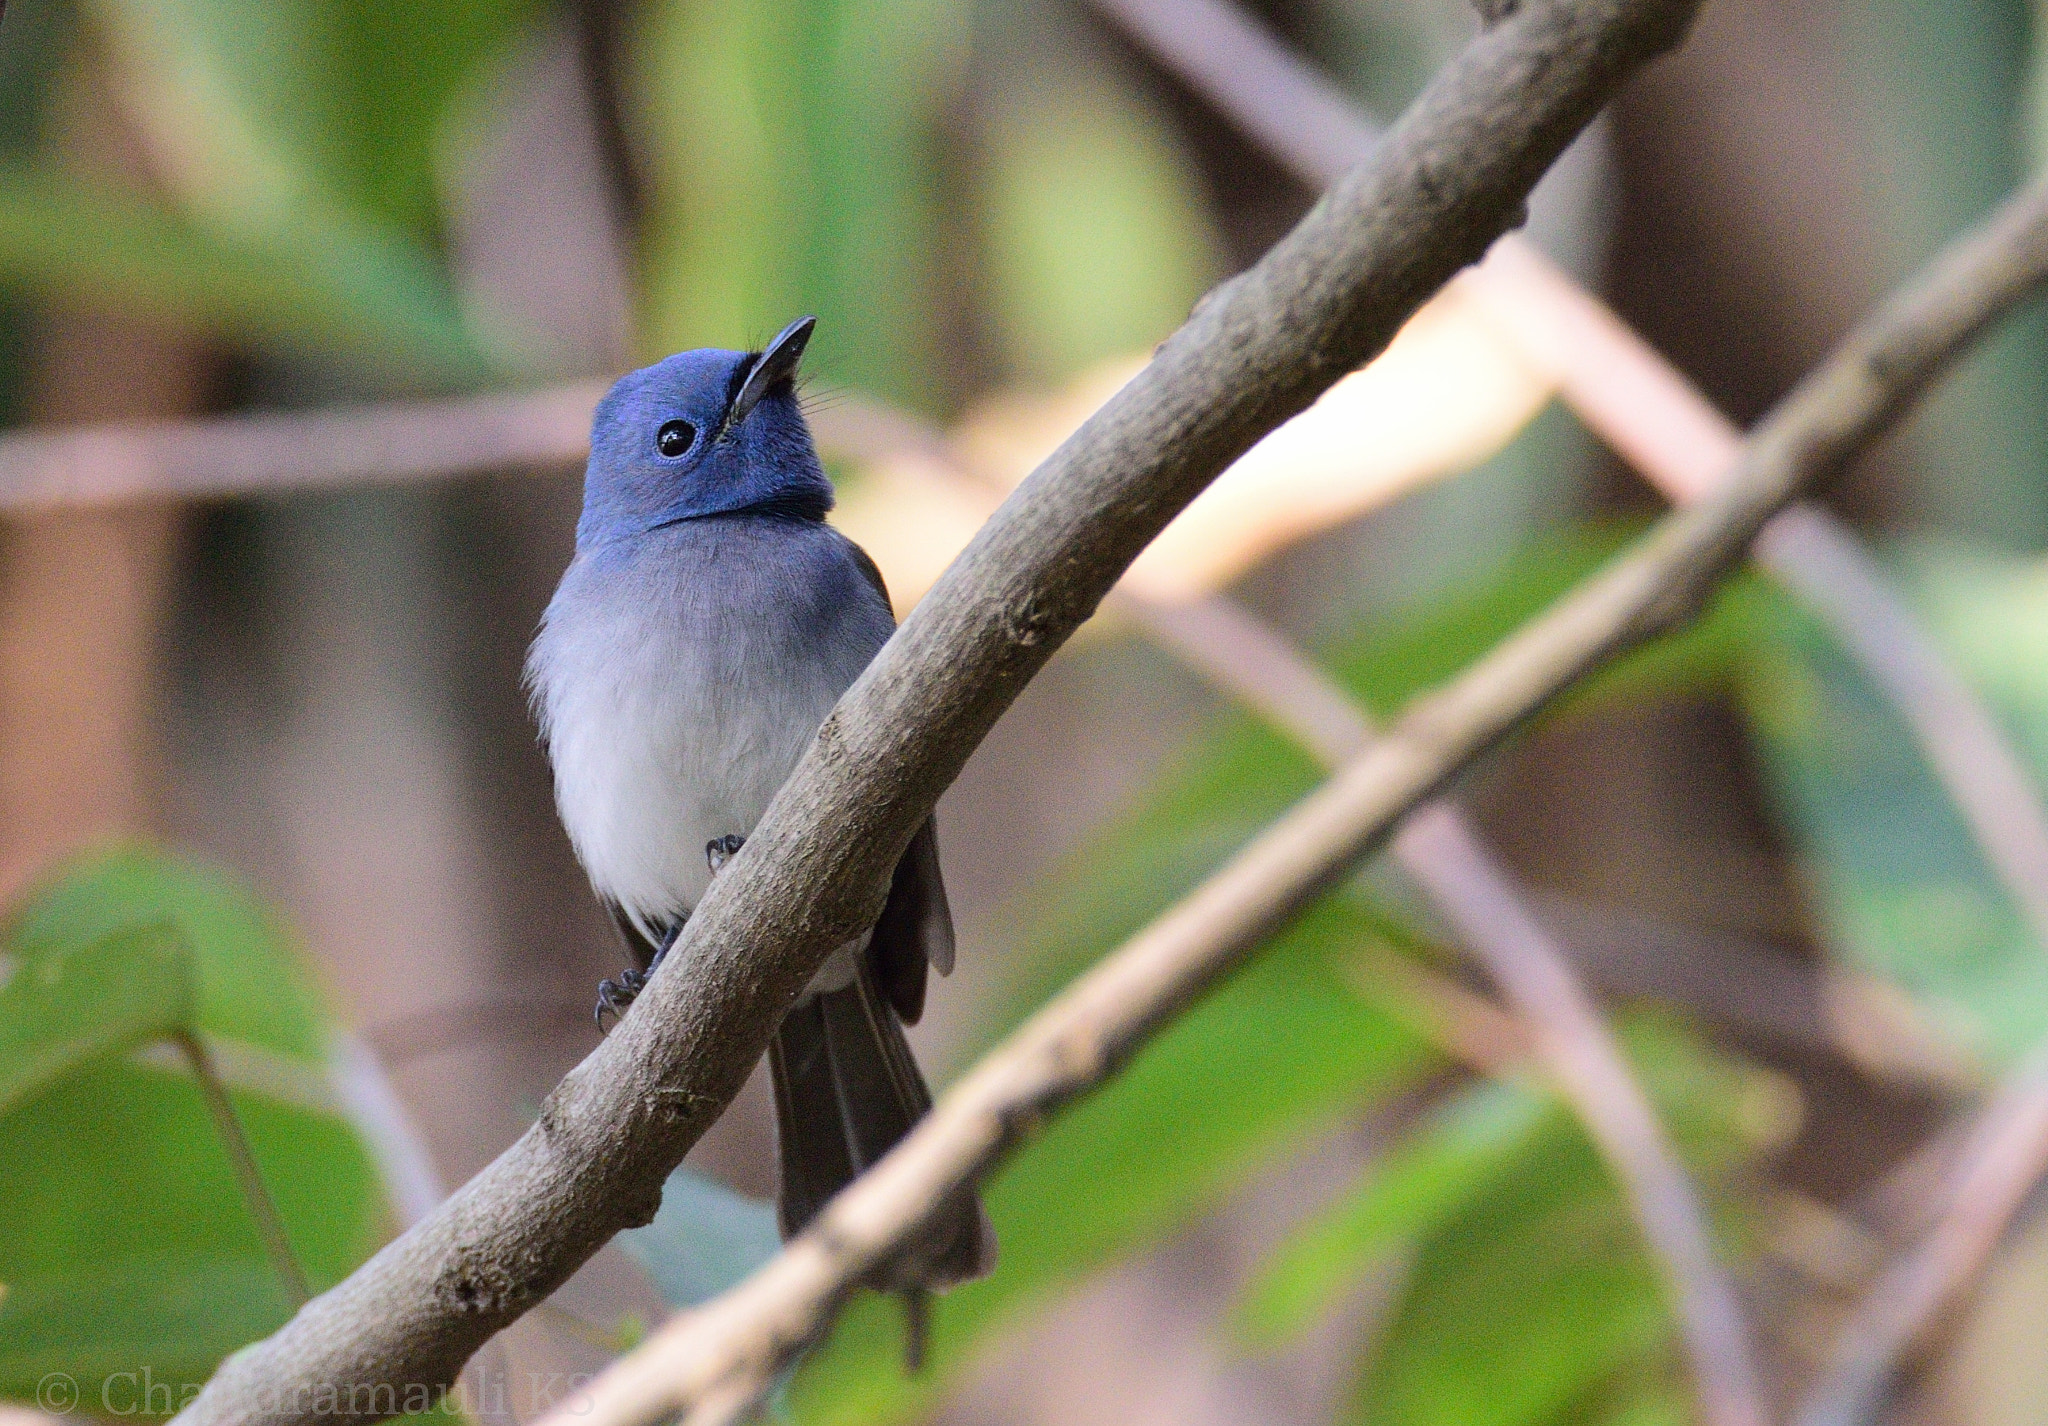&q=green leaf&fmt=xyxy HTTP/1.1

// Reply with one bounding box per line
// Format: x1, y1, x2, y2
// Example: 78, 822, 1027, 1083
0, 1256, 293, 1402
1736, 545, 2048, 1062
0, 925, 191, 1116
1236, 1078, 1558, 1348
96, 0, 540, 237
0, 849, 386, 1414
630, 0, 966, 405
1345, 1015, 1781, 1426
7, 846, 329, 1060
0, 166, 487, 384
1351, 1176, 1671, 1426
